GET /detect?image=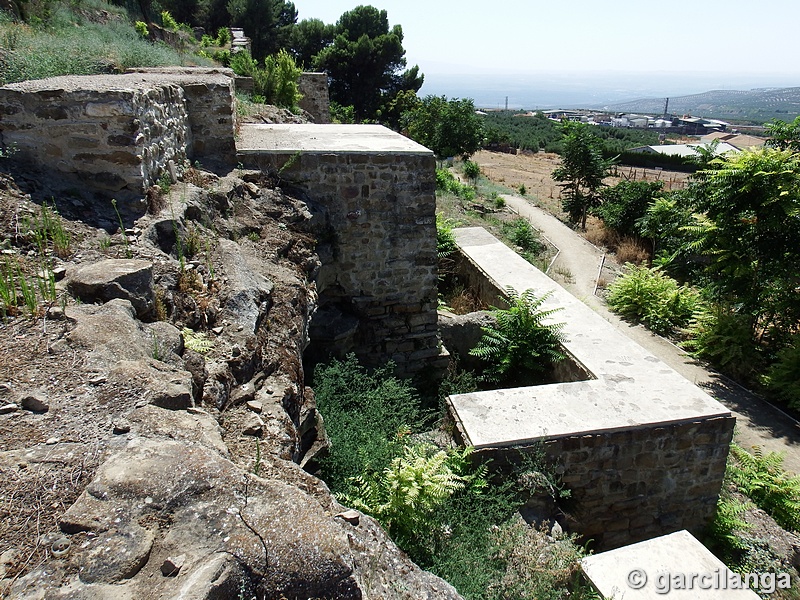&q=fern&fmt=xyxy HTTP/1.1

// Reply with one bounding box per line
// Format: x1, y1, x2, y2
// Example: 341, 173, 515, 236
182, 327, 214, 354
762, 334, 800, 409
341, 444, 473, 548
470, 287, 565, 384
729, 444, 800, 532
